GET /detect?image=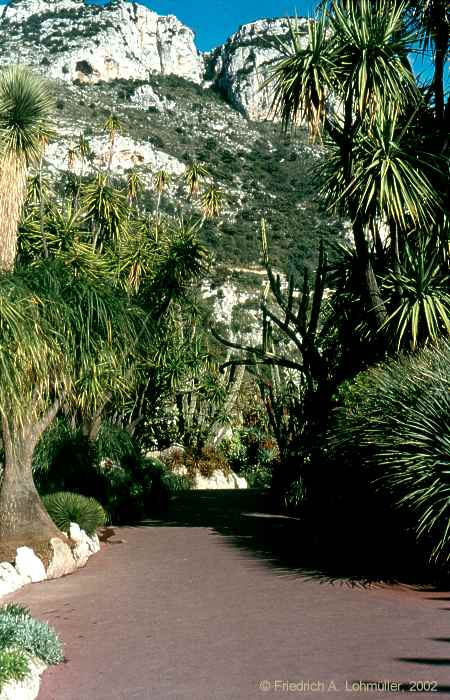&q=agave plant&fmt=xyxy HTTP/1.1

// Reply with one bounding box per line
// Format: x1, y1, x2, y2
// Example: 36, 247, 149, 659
43, 492, 107, 536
